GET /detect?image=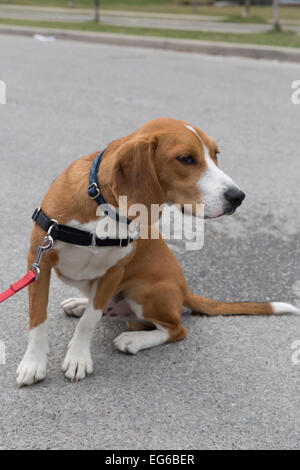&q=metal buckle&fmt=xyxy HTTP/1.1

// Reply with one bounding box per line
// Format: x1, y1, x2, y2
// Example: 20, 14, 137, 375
47, 219, 58, 237
32, 207, 41, 222
88, 183, 101, 200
